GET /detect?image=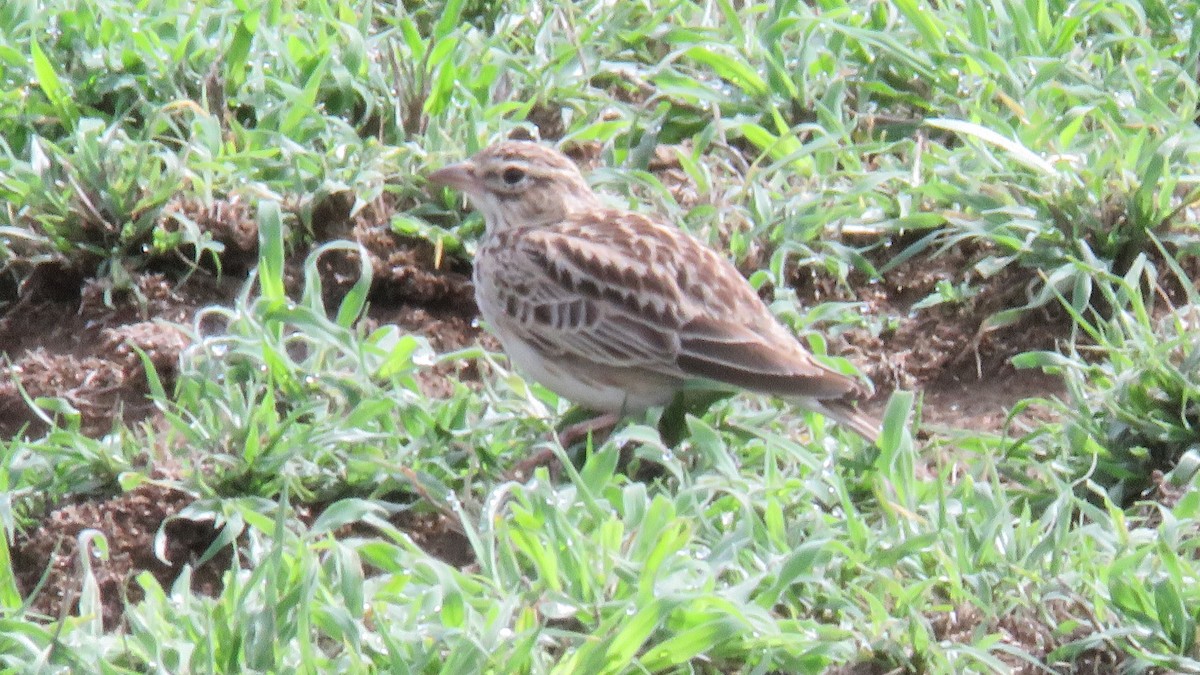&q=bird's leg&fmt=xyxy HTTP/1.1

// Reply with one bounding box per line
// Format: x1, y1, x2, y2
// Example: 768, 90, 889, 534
507, 412, 619, 482
557, 411, 620, 448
